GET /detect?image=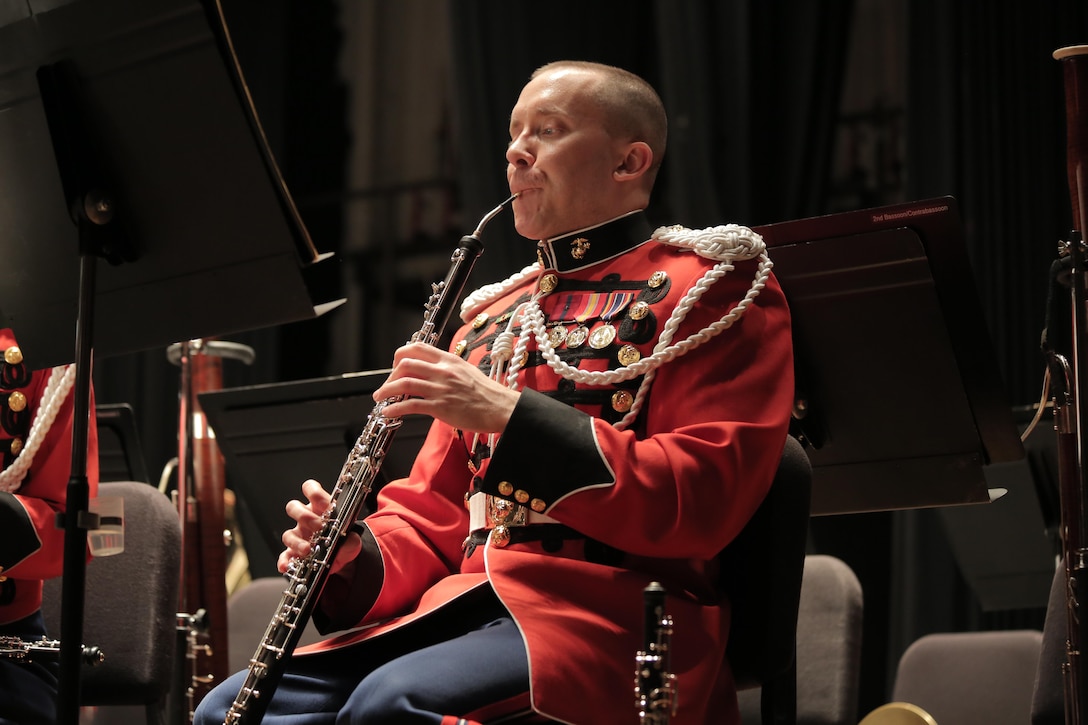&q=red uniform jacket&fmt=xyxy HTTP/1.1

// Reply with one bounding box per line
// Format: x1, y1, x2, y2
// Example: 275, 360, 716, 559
309, 213, 794, 724
0, 329, 98, 626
